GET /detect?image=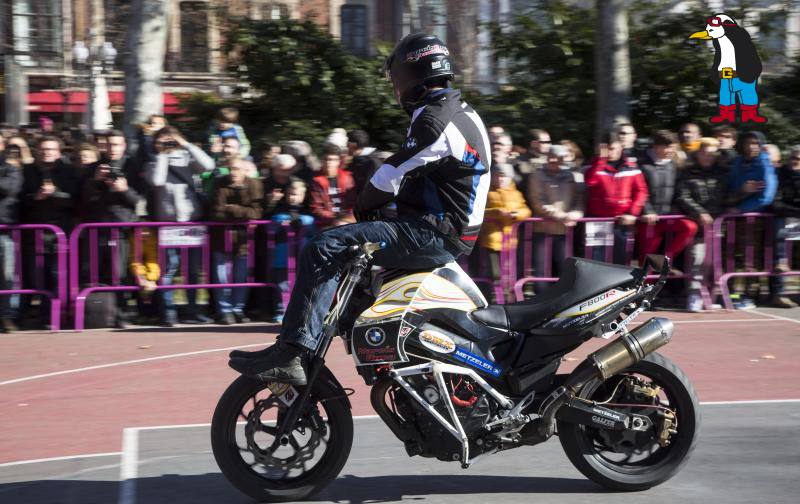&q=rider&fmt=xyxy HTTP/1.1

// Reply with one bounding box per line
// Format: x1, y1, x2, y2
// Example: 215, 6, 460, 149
228, 33, 492, 385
